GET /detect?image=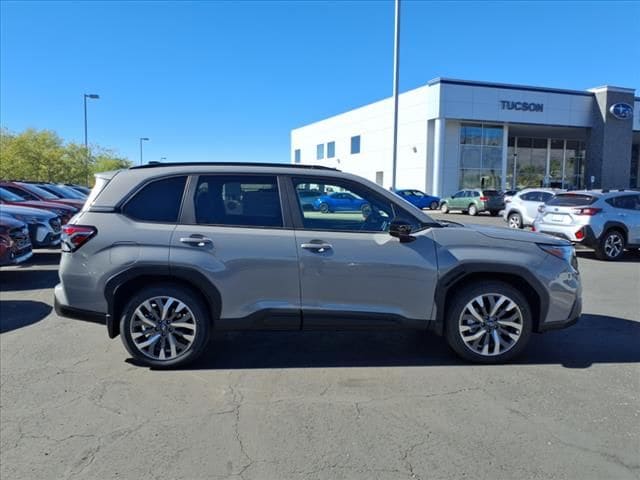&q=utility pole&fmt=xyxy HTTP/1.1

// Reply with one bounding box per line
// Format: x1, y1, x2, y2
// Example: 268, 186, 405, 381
391, 0, 401, 190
